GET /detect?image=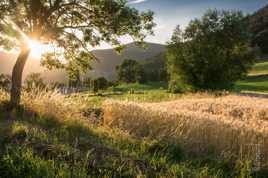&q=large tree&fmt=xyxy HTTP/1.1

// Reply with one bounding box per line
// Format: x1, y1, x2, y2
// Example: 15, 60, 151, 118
0, 0, 154, 106
167, 10, 256, 92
